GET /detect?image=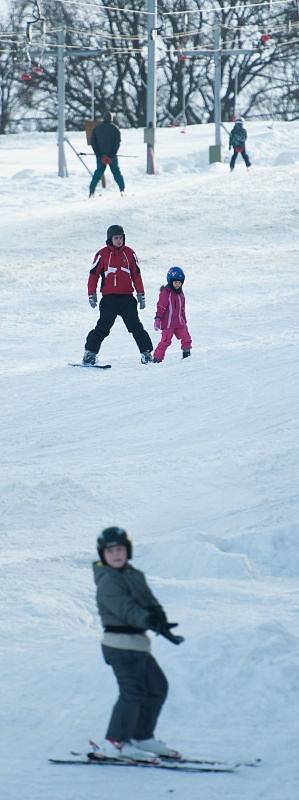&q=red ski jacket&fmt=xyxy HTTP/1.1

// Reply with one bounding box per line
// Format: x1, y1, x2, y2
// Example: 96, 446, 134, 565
88, 245, 145, 296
